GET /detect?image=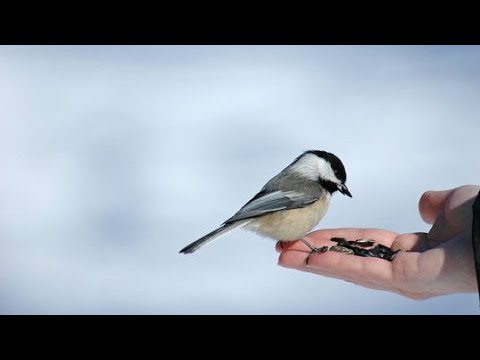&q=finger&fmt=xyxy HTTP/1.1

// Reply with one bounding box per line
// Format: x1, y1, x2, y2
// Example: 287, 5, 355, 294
279, 250, 440, 299
275, 241, 284, 253
427, 209, 451, 243
278, 247, 393, 285
391, 232, 430, 252
427, 185, 479, 243
290, 263, 395, 292
443, 185, 479, 229
279, 228, 399, 253
419, 189, 452, 224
